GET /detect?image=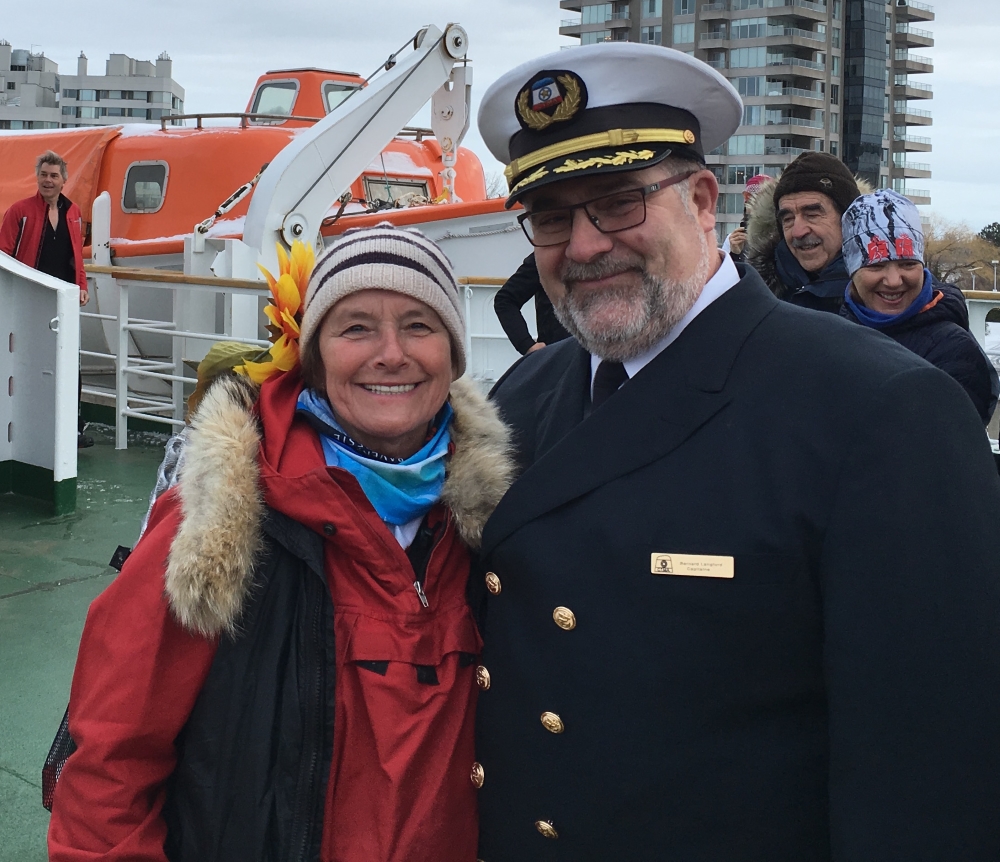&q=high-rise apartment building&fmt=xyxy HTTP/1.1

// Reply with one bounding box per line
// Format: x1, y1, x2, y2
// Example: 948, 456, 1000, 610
0, 43, 184, 131
559, 0, 933, 242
